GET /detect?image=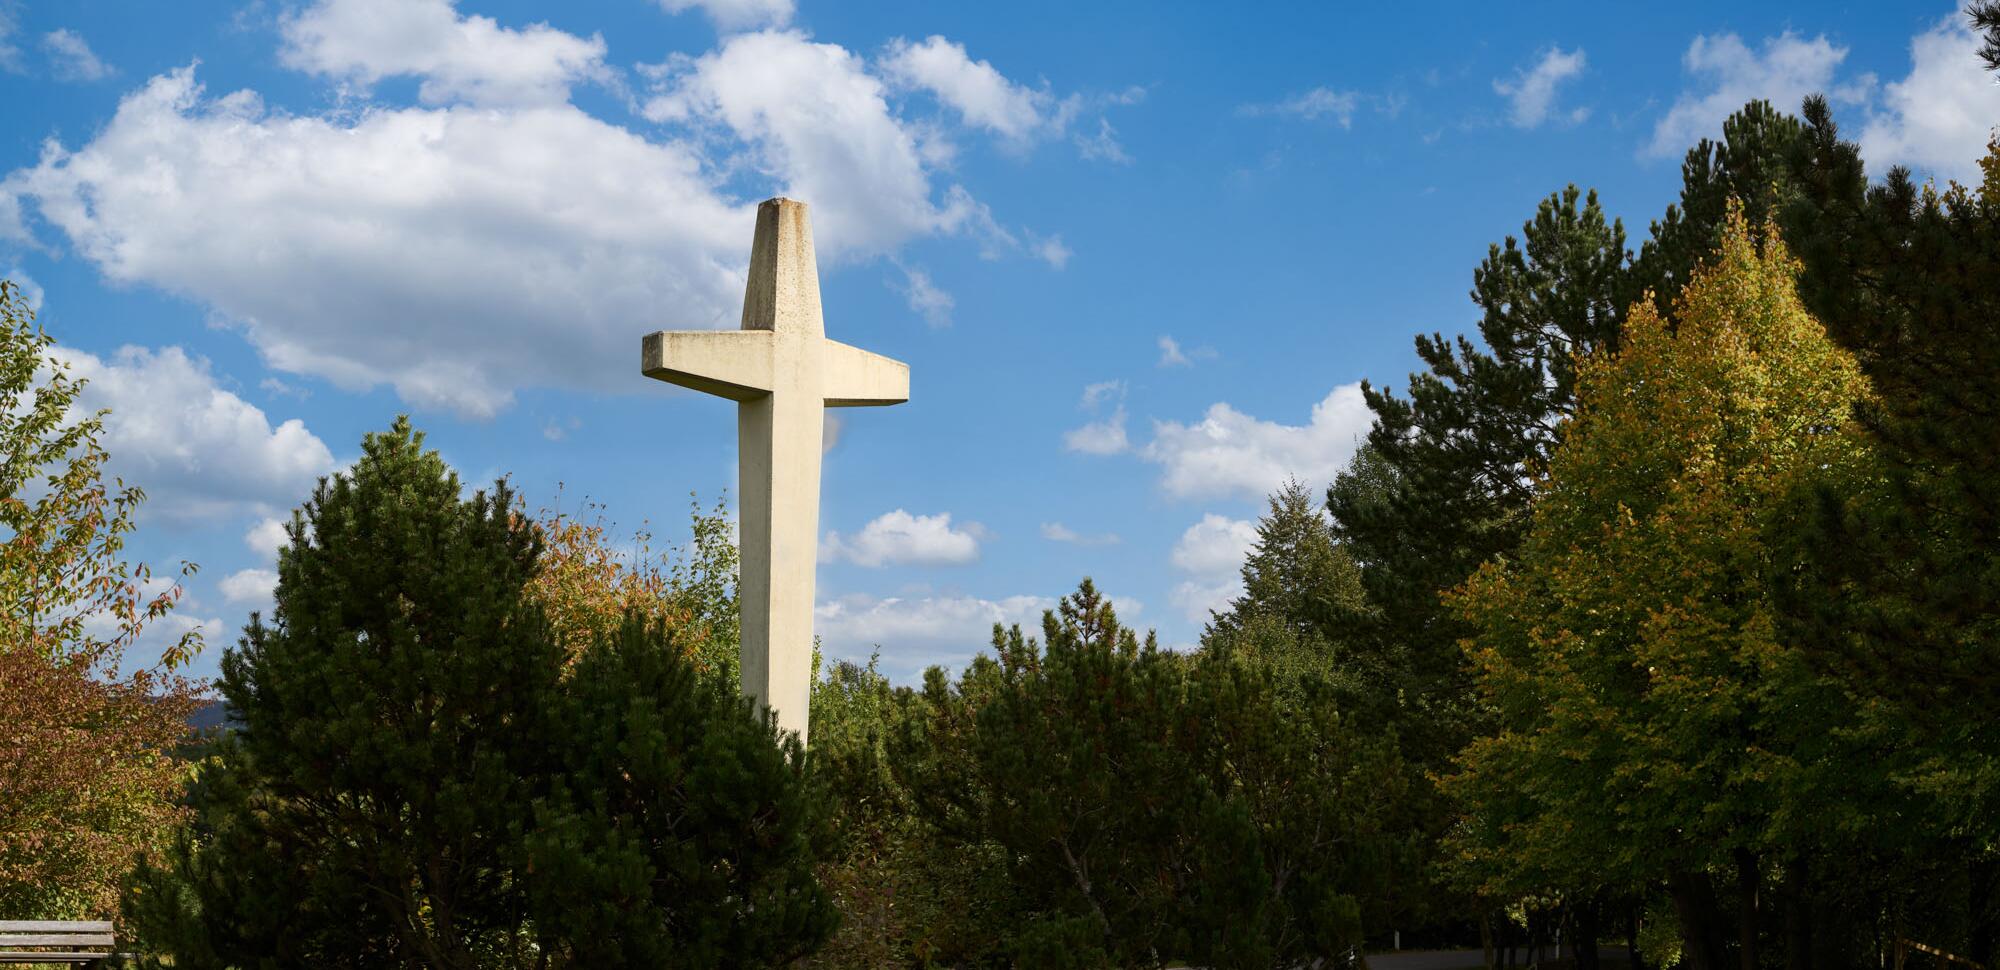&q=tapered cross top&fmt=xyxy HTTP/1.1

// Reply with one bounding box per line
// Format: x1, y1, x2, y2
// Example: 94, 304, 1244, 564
641, 198, 908, 745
